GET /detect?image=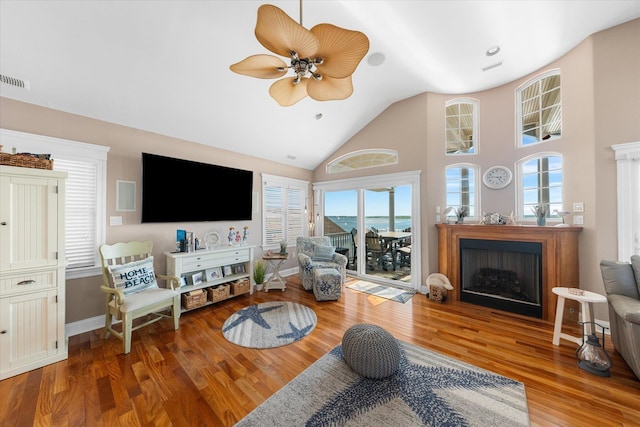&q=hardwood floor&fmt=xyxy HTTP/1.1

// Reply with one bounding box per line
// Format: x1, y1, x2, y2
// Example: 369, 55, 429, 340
1, 275, 639, 426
